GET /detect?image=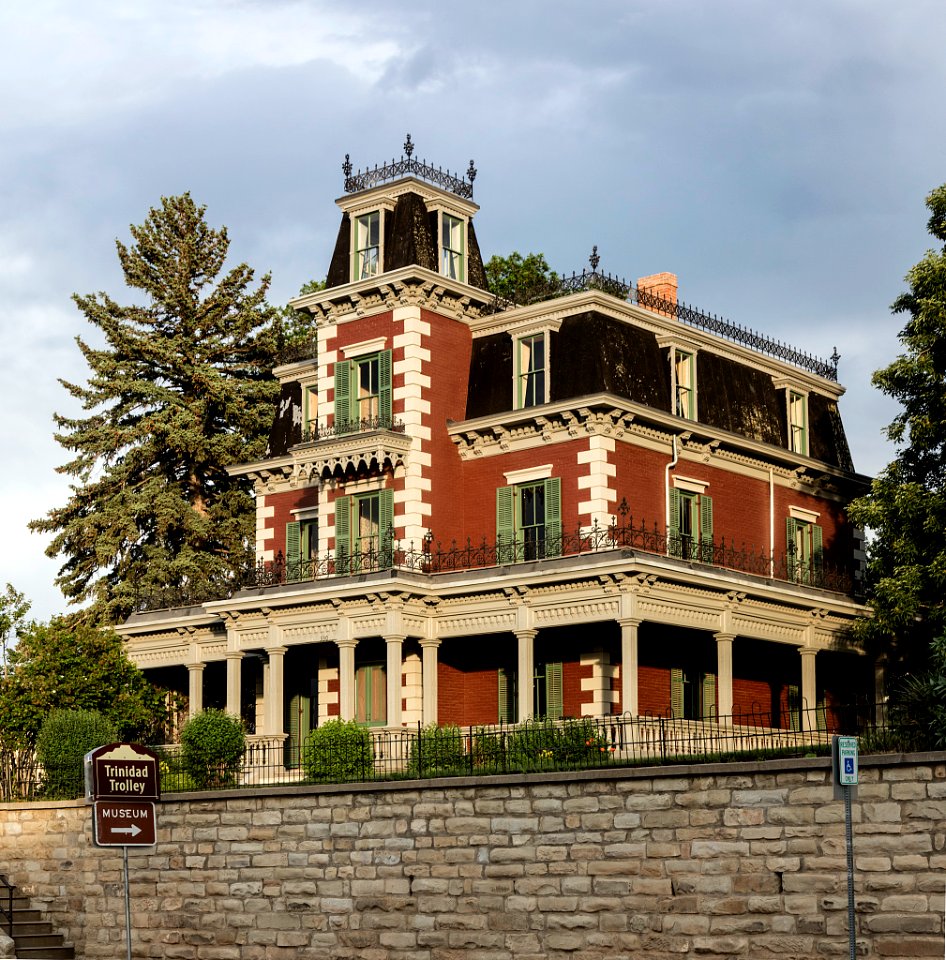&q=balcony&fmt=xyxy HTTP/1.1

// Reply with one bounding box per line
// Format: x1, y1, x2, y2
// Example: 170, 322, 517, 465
247, 510, 858, 597
289, 416, 411, 481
